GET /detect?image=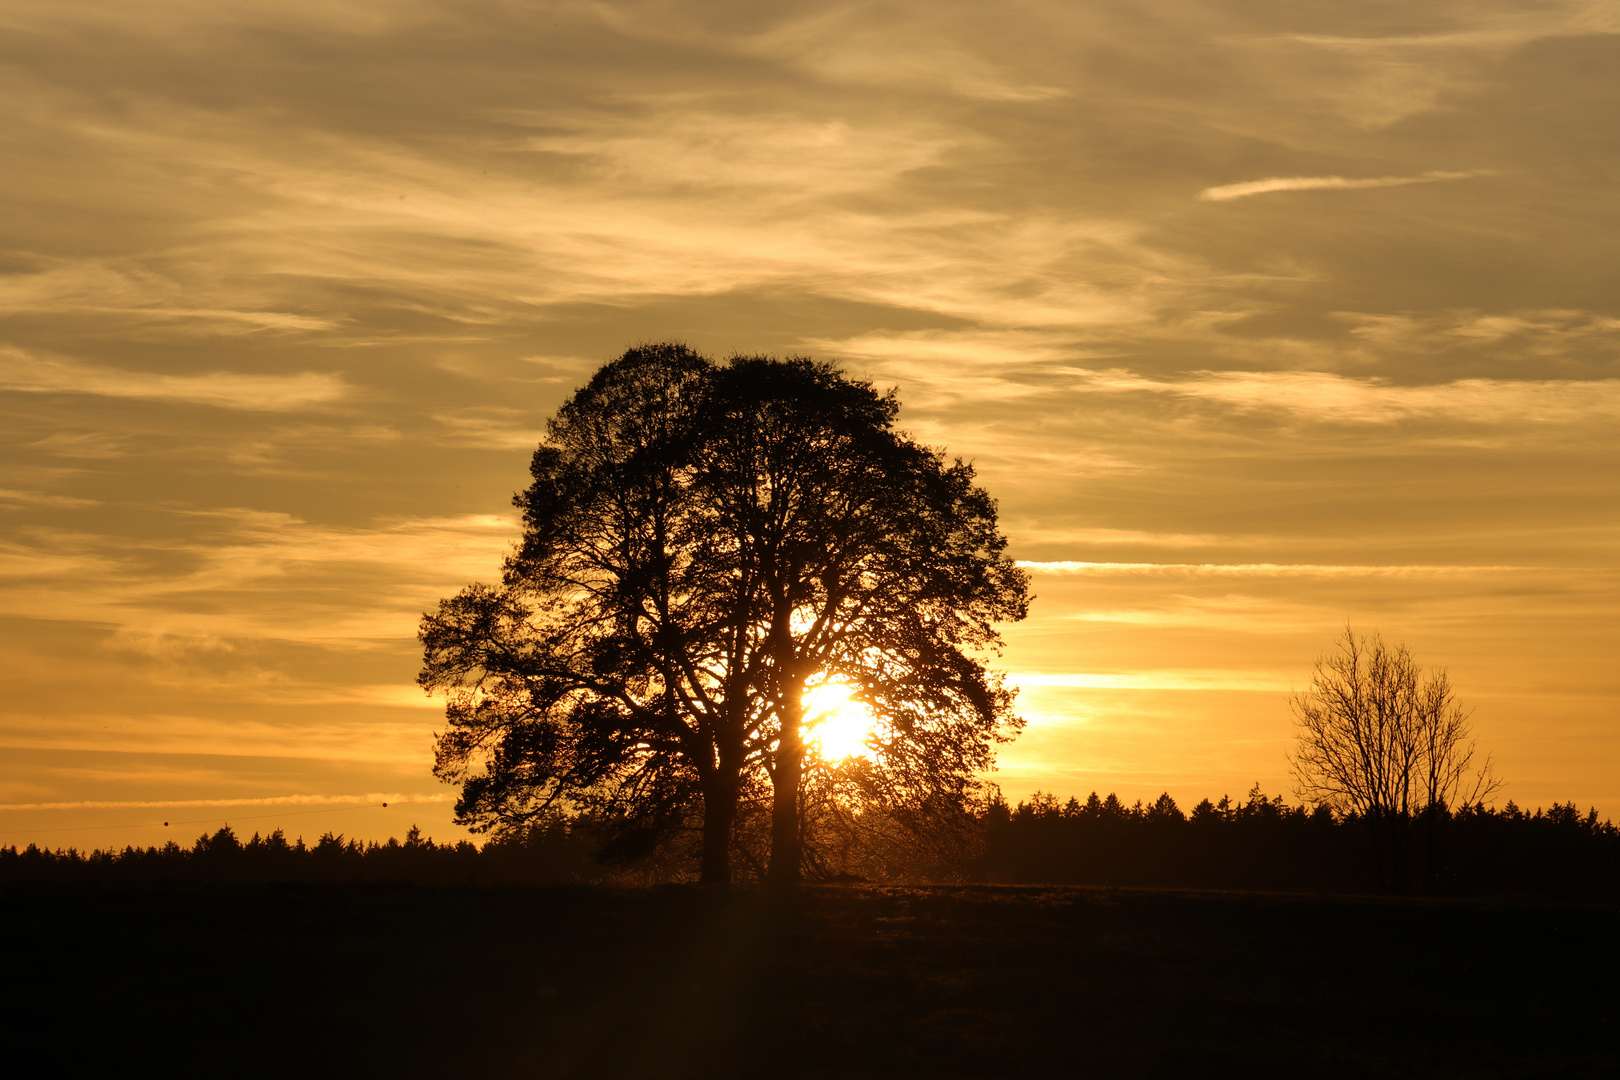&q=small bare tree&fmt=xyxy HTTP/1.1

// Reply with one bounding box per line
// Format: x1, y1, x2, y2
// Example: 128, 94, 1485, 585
1289, 627, 1500, 892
